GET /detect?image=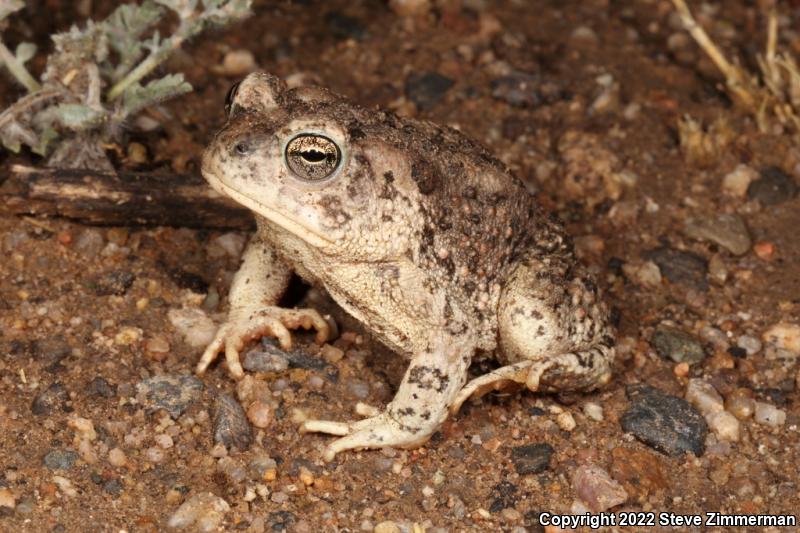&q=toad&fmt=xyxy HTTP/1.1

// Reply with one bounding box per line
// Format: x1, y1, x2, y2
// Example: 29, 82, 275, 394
197, 72, 614, 460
